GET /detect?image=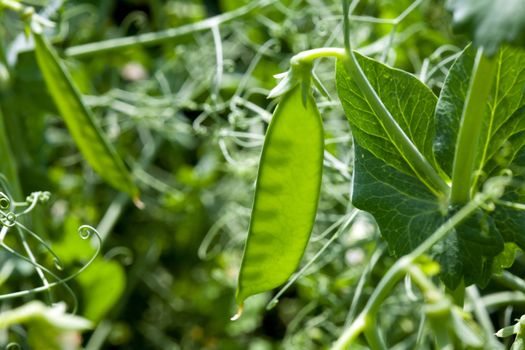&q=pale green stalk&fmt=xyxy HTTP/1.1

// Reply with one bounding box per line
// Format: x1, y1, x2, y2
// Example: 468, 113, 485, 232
65, 0, 277, 57
450, 48, 497, 204
332, 189, 494, 350
289, 46, 449, 197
